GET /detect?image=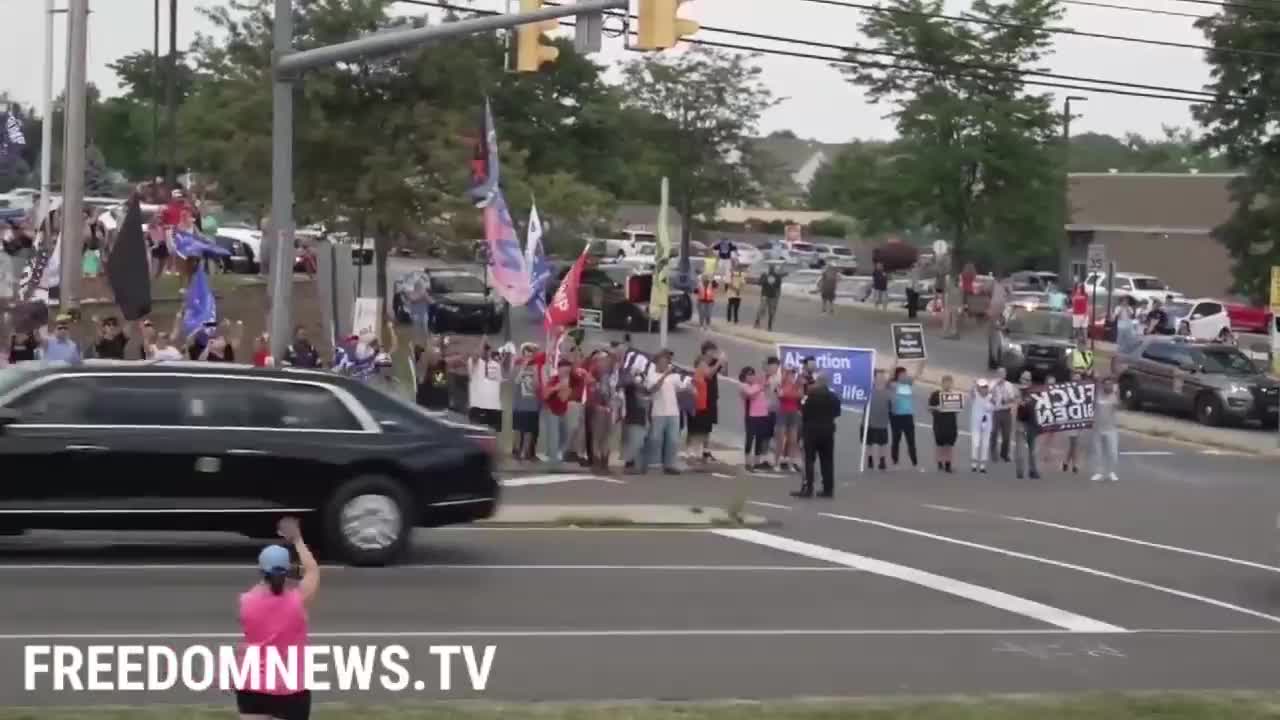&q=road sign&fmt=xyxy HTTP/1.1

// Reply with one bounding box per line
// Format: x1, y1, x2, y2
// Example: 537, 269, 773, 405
891, 323, 927, 361
1270, 265, 1280, 315
1087, 243, 1107, 273
578, 308, 602, 329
